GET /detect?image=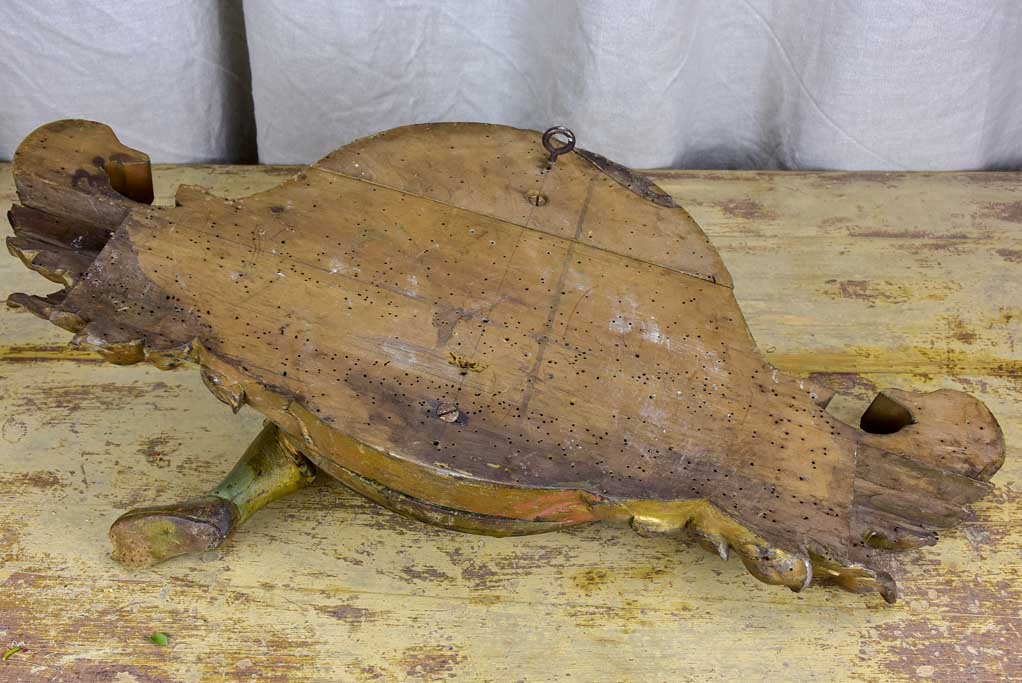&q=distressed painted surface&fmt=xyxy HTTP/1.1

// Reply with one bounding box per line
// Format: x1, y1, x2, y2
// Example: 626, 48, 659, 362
1, 165, 1019, 681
